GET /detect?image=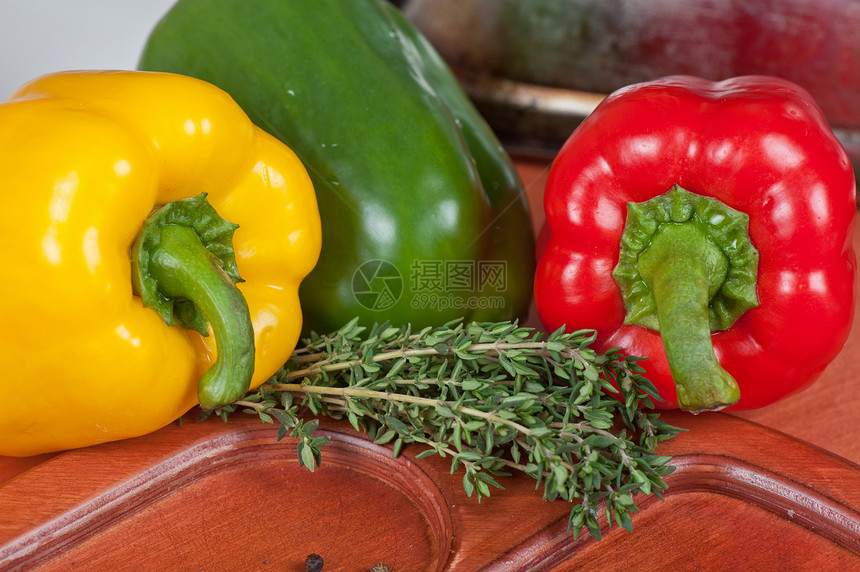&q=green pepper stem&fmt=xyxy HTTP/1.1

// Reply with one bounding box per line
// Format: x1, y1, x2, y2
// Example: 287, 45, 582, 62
637, 223, 740, 412
148, 224, 255, 409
